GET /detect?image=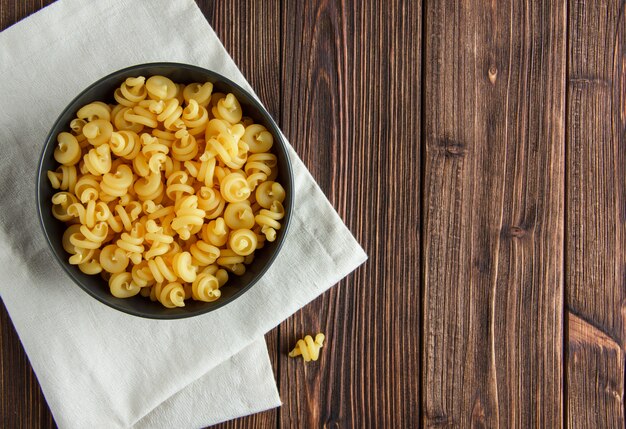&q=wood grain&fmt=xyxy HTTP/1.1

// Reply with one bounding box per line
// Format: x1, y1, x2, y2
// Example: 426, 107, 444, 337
567, 313, 624, 427
0, 0, 52, 29
566, 0, 626, 426
279, 1, 421, 427
421, 0, 565, 427
0, 301, 56, 428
